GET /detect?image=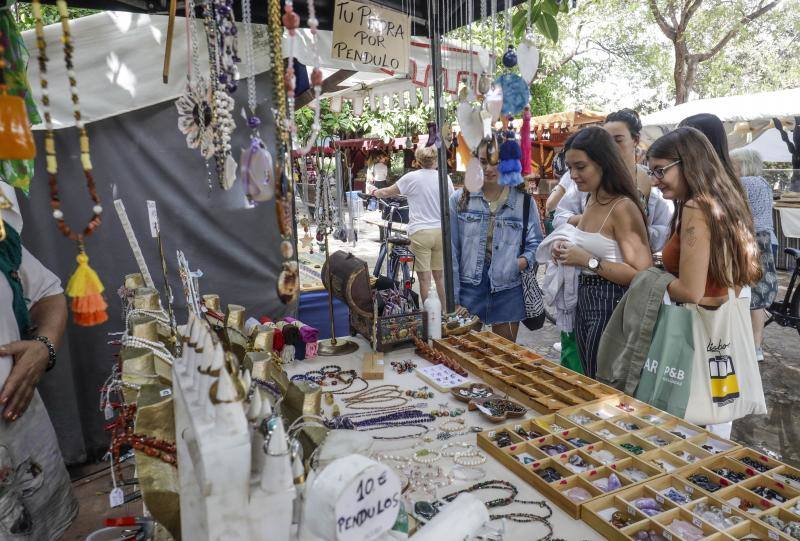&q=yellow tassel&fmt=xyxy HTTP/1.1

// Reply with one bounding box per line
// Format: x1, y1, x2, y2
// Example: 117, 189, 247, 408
66, 251, 108, 327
